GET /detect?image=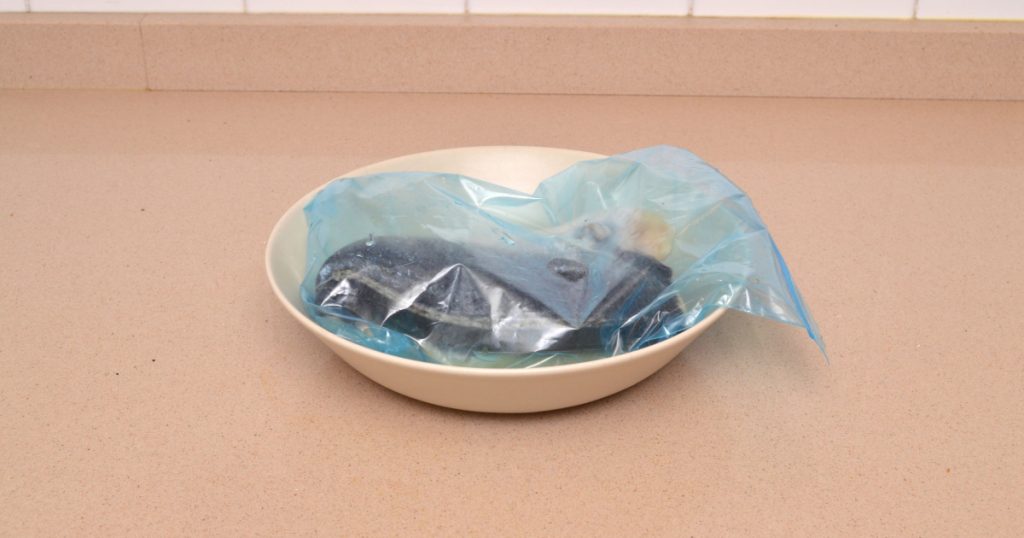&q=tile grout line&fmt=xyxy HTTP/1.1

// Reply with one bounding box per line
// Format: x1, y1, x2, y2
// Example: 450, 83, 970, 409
138, 14, 151, 90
